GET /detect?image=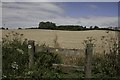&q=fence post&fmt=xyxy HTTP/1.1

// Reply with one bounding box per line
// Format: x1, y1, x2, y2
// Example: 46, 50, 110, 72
117, 2, 120, 77
117, 31, 120, 77
28, 40, 35, 69
85, 43, 93, 78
